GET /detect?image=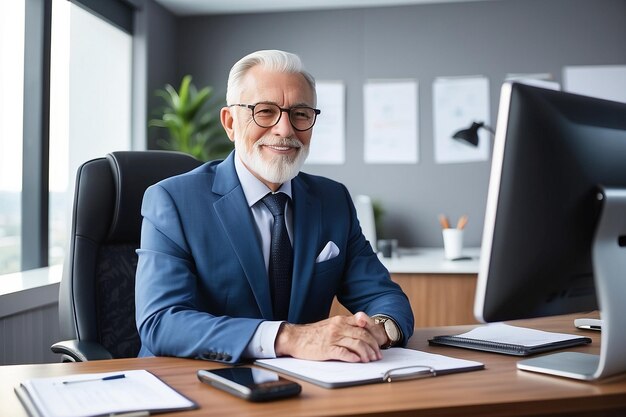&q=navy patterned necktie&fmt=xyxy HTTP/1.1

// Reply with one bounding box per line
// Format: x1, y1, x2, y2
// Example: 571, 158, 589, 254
261, 192, 293, 320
